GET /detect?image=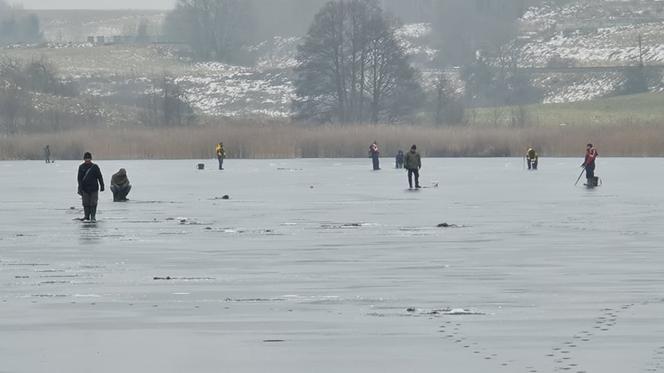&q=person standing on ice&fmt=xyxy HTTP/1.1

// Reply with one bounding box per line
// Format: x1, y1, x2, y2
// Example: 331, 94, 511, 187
77, 152, 104, 221
404, 145, 422, 189
395, 150, 405, 169
526, 147, 538, 170
582, 143, 598, 186
44, 145, 51, 164
215, 142, 226, 170
369, 141, 380, 170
